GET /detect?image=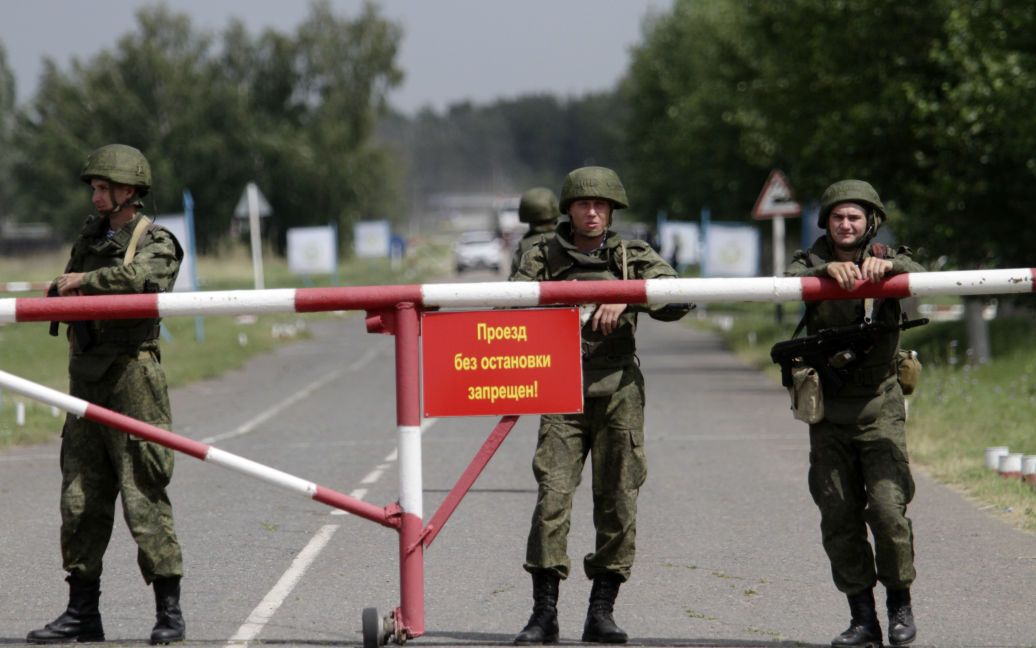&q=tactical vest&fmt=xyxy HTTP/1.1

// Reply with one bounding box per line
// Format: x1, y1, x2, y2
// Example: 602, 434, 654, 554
66, 214, 181, 380
802, 238, 901, 389
540, 229, 637, 370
